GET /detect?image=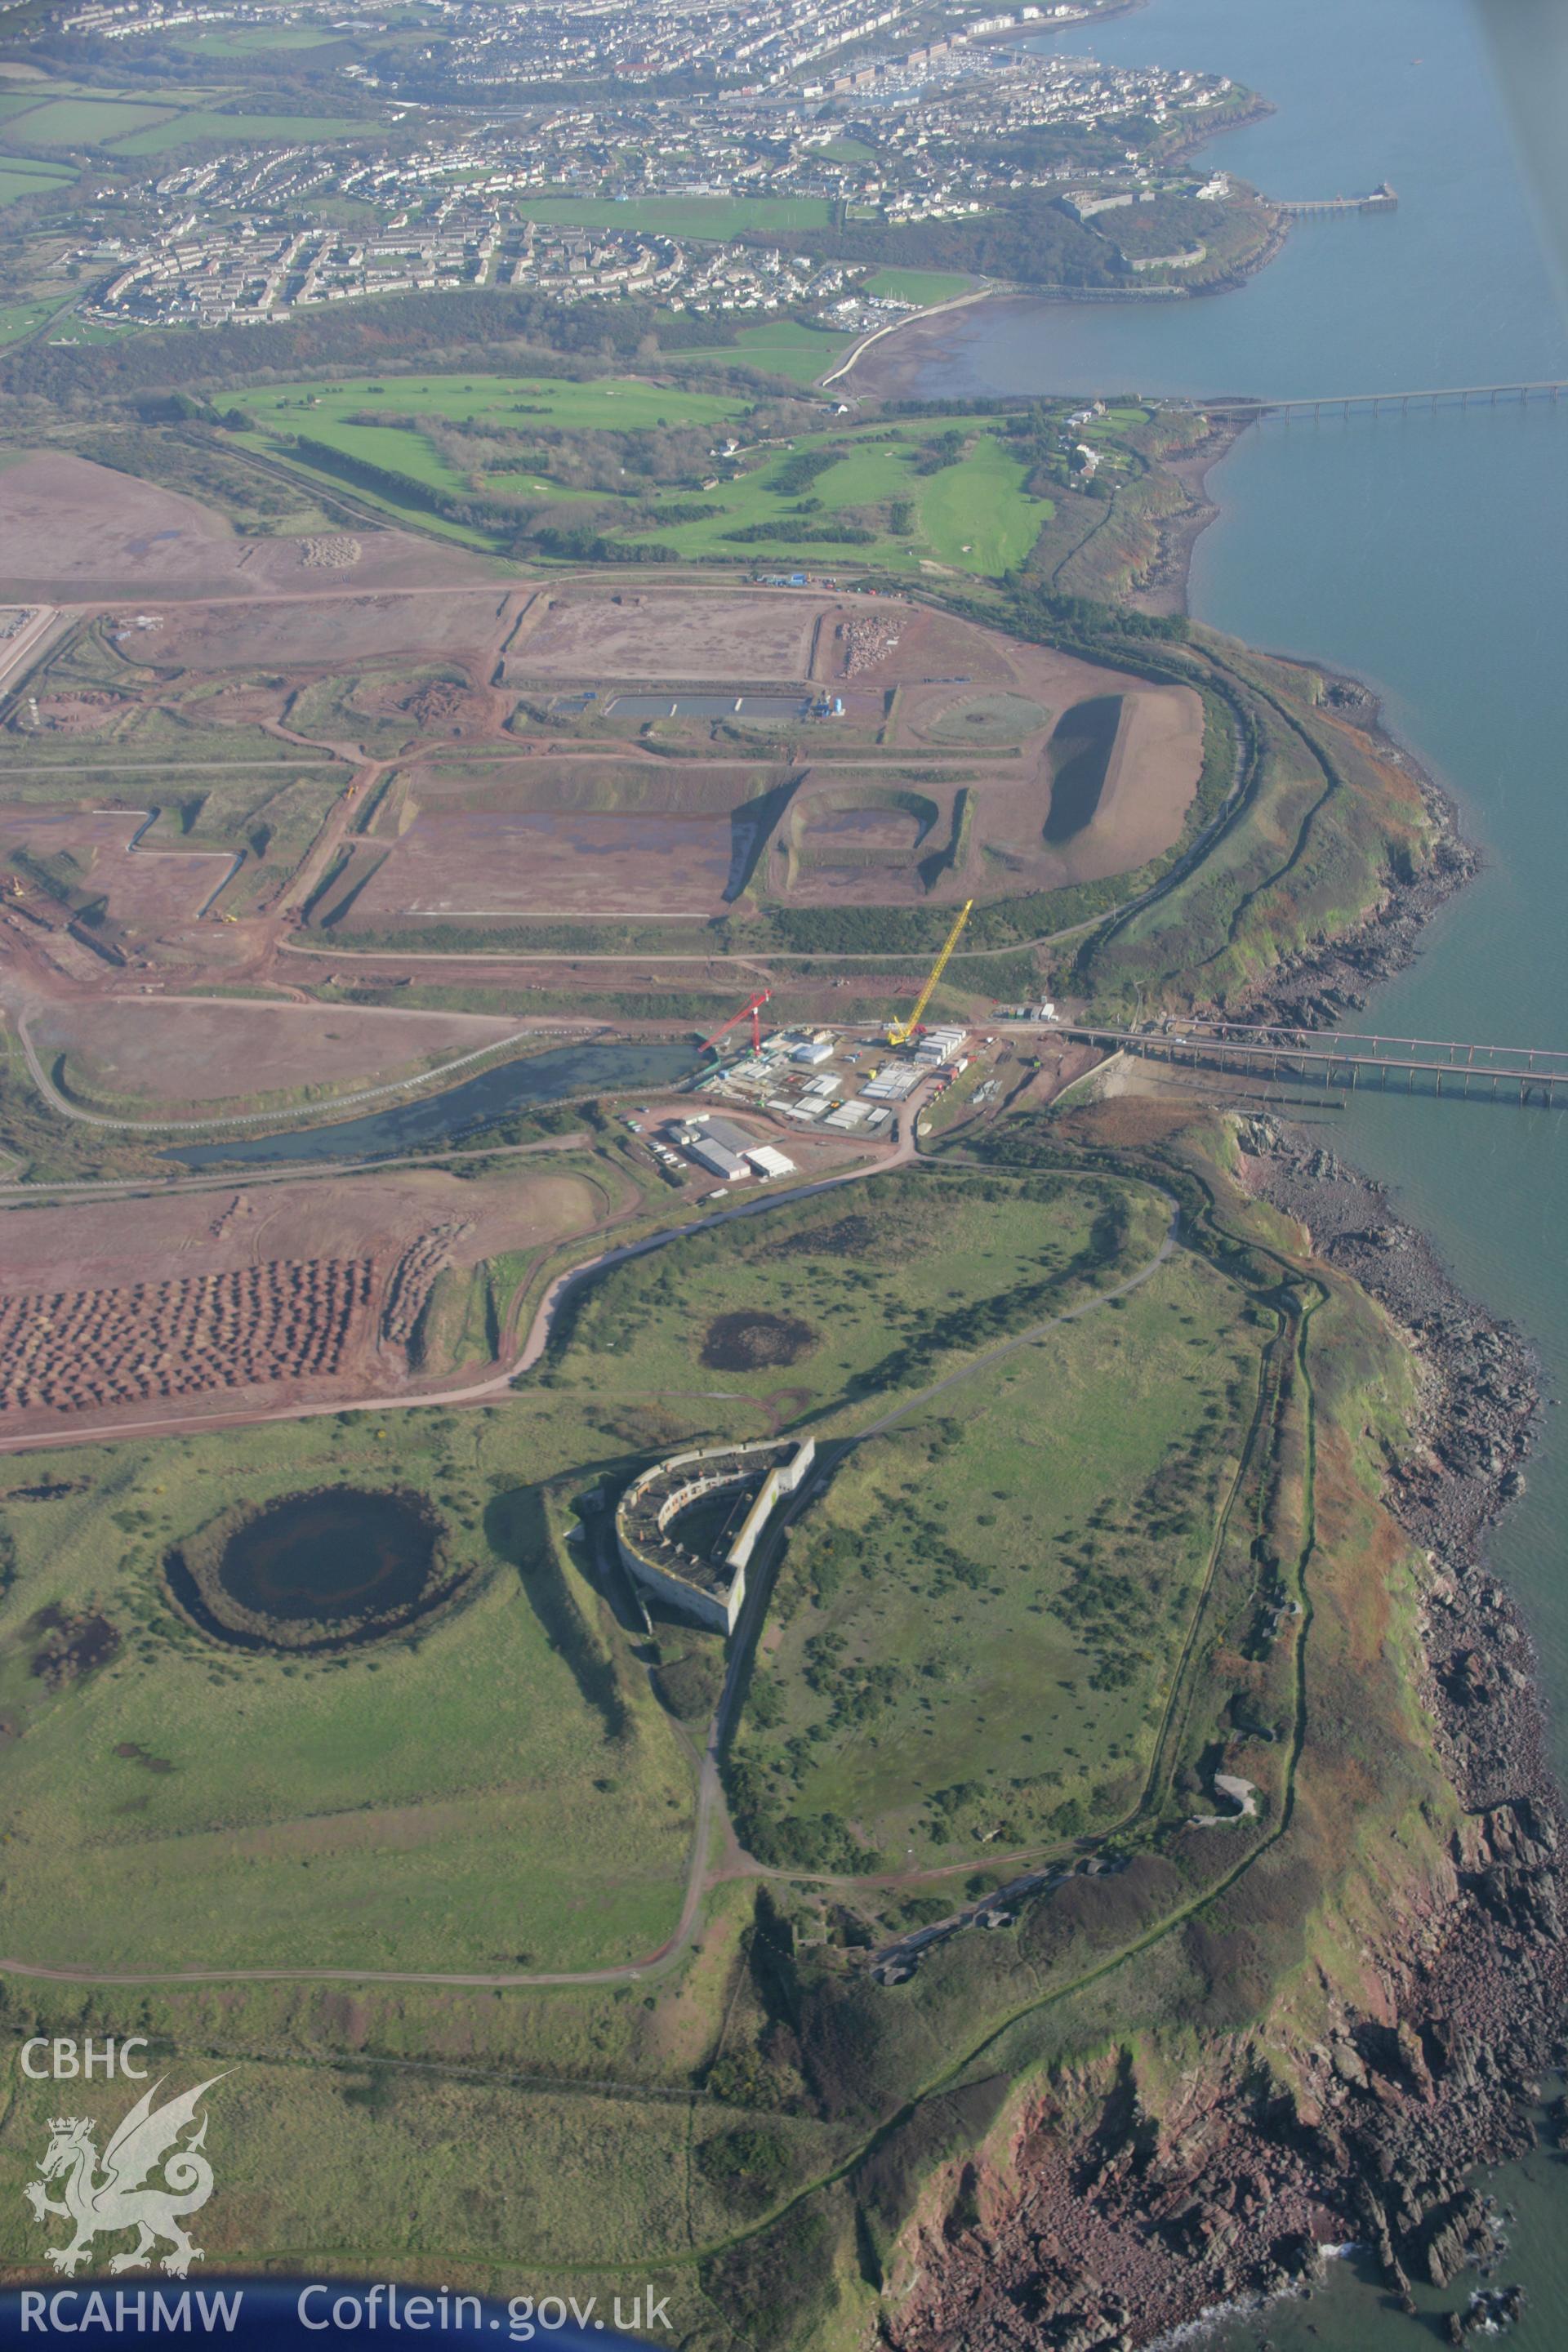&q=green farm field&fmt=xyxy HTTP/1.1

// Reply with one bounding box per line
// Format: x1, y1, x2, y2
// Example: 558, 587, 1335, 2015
675, 317, 859, 383
0, 1401, 694, 1976
548, 1168, 1168, 1437
0, 96, 172, 143
109, 106, 368, 155
178, 22, 342, 52
0, 163, 77, 206
728, 1246, 1263, 1870
235, 381, 1050, 577
0, 93, 365, 155
862, 267, 974, 305
243, 372, 753, 434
